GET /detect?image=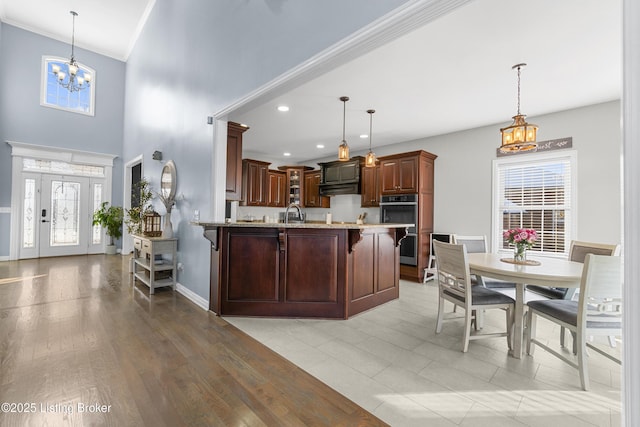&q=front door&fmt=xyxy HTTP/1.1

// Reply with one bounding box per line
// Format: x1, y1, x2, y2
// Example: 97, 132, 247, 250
19, 174, 102, 259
